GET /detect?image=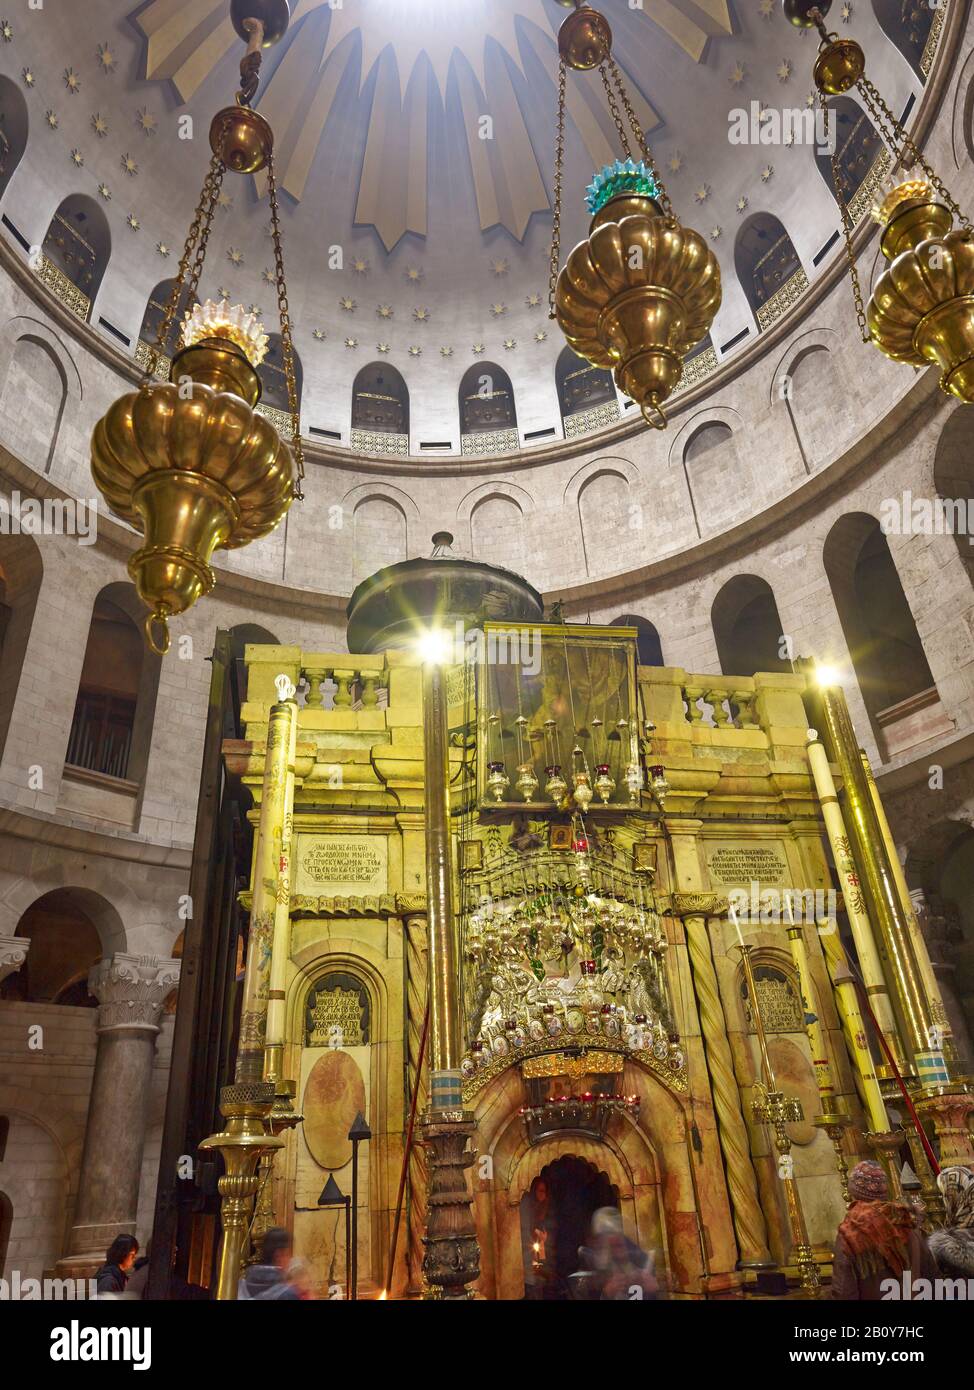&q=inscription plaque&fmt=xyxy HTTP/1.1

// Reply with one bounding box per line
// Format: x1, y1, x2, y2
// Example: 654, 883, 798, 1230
294, 834, 388, 897
706, 842, 788, 888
